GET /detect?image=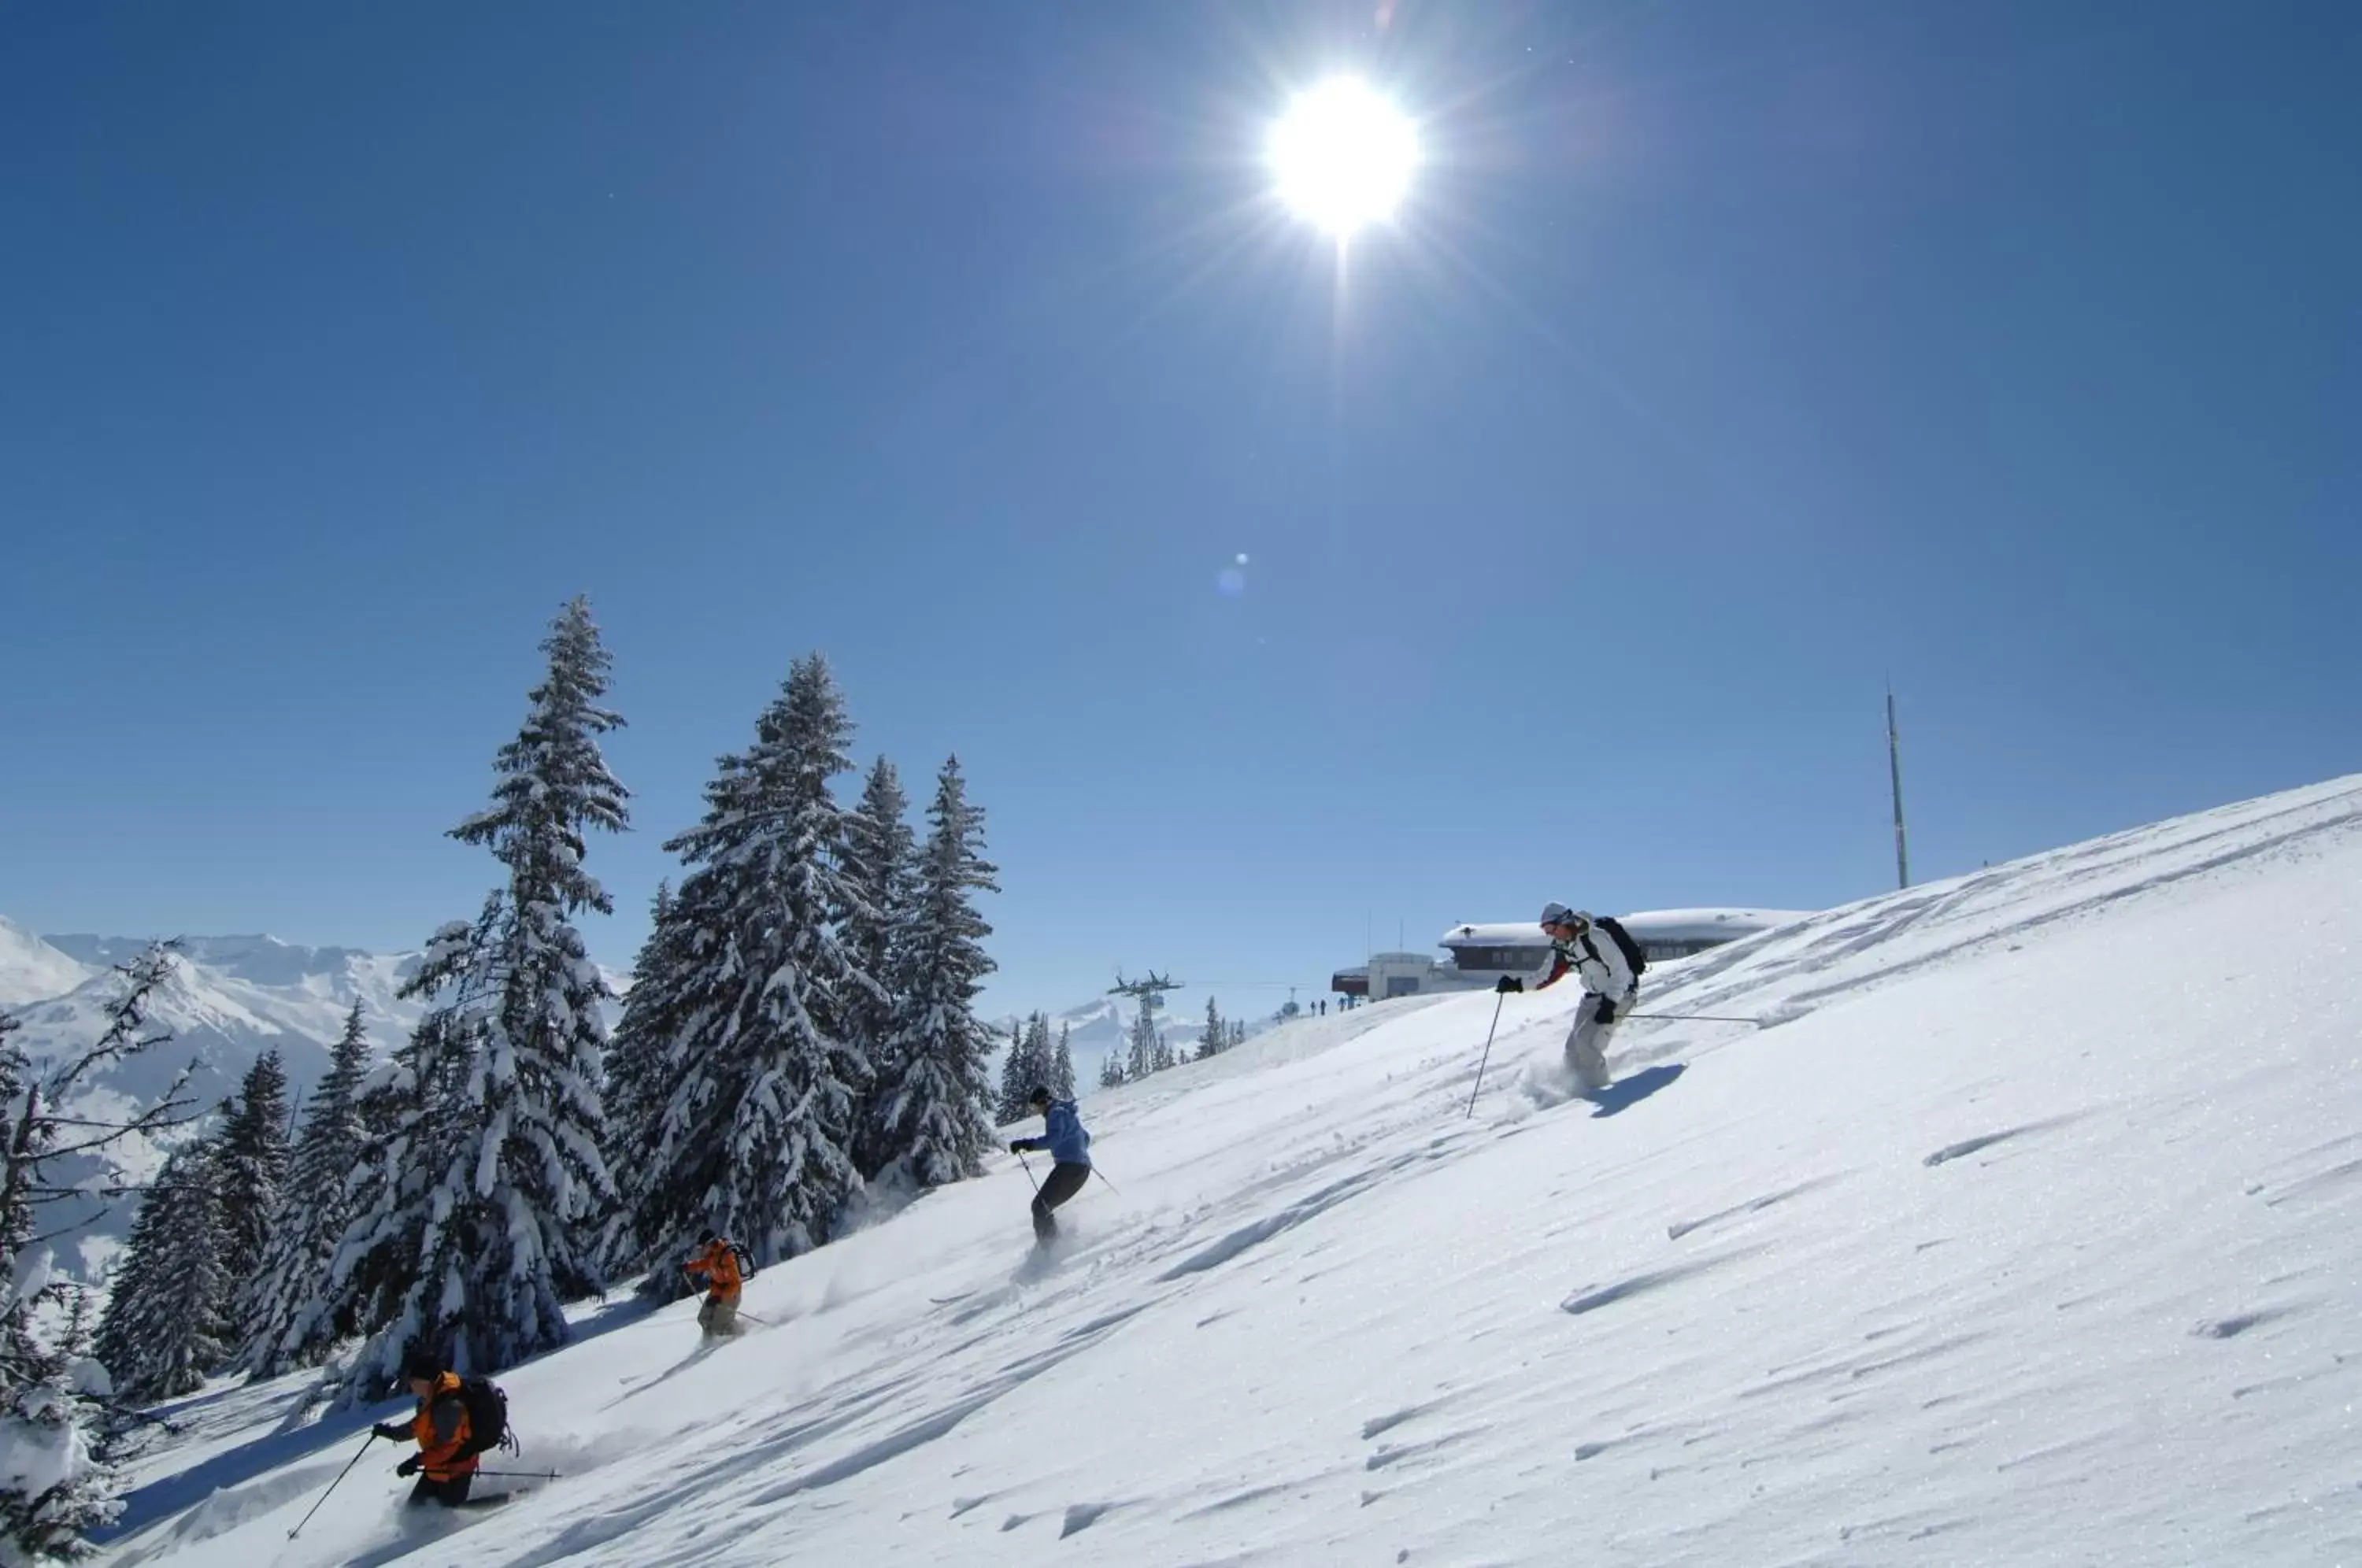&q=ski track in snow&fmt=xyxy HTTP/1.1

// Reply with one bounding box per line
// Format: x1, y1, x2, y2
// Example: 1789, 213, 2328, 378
98, 775, 2362, 1566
